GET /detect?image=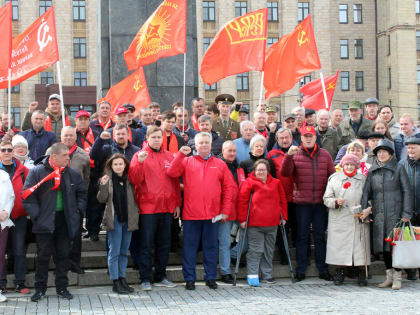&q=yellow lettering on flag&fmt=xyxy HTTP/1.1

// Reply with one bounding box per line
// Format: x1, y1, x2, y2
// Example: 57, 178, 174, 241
225, 12, 266, 45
